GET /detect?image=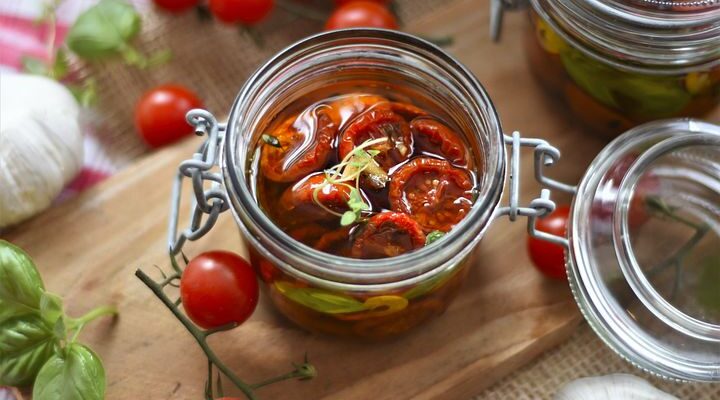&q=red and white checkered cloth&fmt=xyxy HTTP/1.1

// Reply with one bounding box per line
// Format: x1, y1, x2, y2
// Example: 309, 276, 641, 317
0, 0, 150, 198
